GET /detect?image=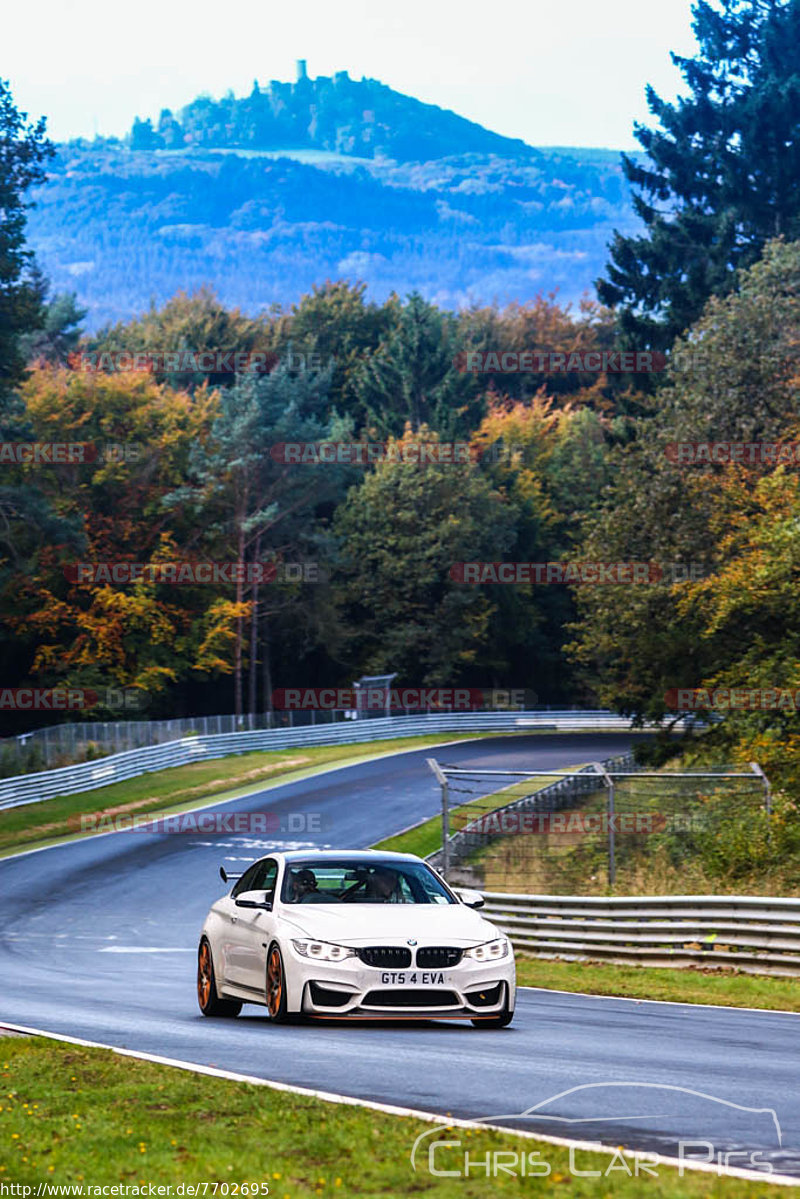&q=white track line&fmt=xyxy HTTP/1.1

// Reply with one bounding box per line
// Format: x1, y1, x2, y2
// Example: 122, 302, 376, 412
0, 1020, 796, 1187
519, 983, 800, 1018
